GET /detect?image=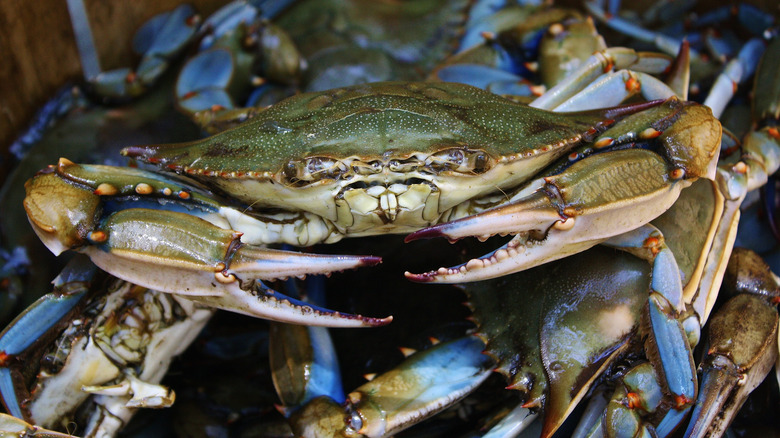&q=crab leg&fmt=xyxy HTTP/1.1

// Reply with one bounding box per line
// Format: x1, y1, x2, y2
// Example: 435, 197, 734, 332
406, 99, 721, 283
0, 257, 214, 436
604, 226, 697, 436
270, 277, 345, 415
0, 414, 77, 438
703, 38, 765, 118
287, 336, 492, 438
24, 160, 388, 327
529, 47, 672, 111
